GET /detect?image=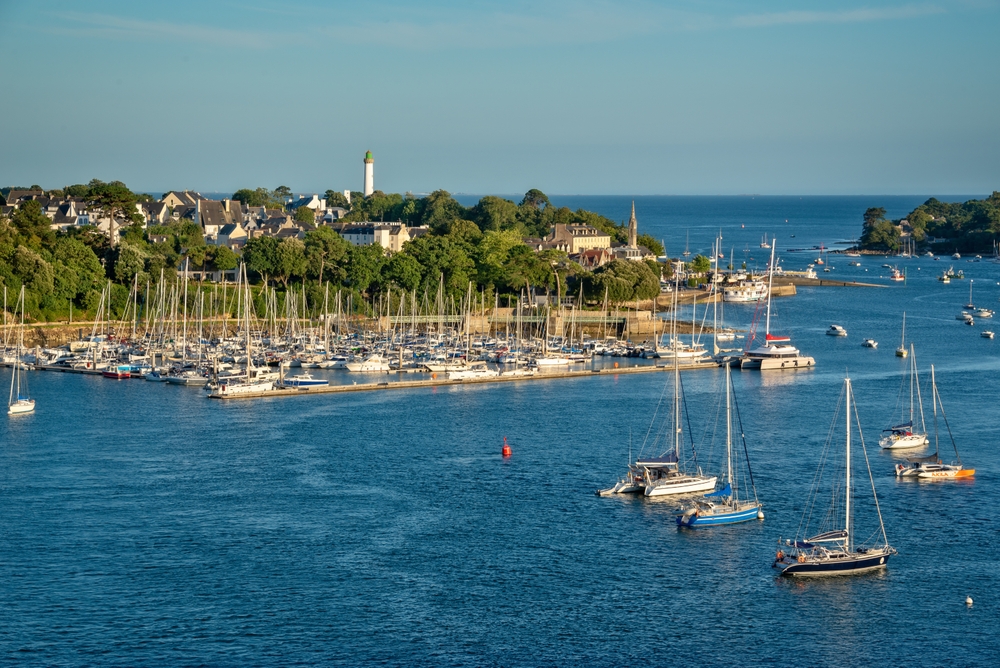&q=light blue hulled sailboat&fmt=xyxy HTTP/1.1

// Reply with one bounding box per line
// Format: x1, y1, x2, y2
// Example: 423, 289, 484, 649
676, 361, 763, 527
